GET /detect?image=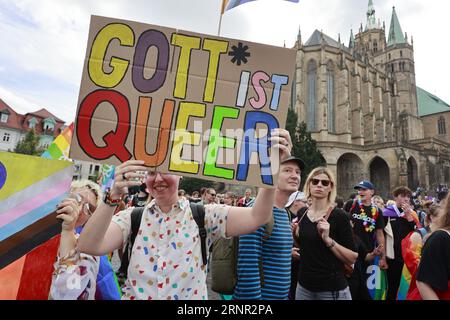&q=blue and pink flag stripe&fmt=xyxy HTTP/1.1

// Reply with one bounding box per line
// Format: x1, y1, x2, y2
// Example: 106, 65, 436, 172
0, 152, 73, 269
222, 0, 299, 13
